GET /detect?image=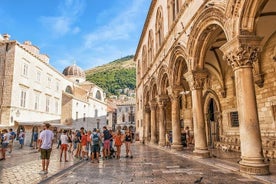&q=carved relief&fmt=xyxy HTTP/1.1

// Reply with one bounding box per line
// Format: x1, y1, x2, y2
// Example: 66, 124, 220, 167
223, 45, 260, 70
